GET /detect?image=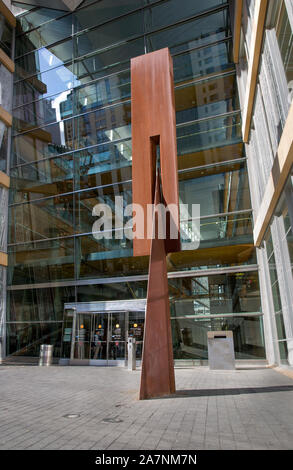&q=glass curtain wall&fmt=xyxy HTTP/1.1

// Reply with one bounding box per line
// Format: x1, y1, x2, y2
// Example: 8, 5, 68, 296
7, 0, 264, 360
